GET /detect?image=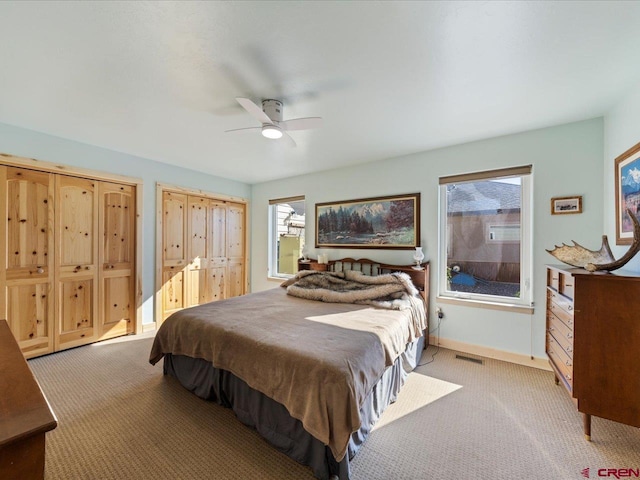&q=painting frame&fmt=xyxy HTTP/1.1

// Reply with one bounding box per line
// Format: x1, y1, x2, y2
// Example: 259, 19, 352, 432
550, 195, 582, 215
315, 193, 420, 249
615, 140, 640, 245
